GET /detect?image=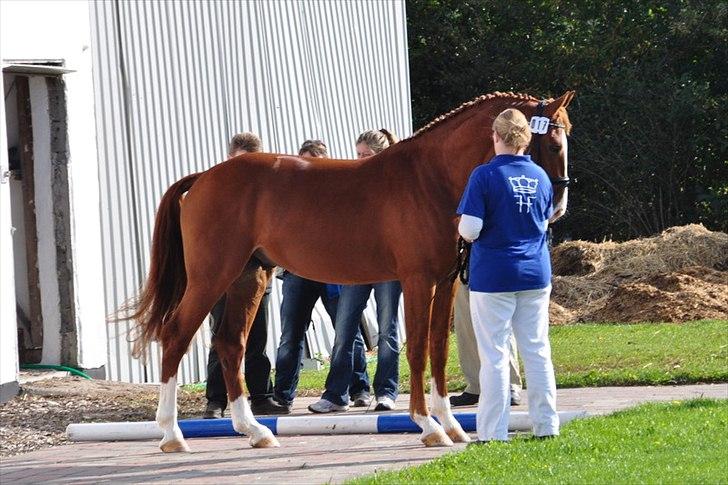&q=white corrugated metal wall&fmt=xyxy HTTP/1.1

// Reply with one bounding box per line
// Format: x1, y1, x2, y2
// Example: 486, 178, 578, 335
90, 0, 412, 383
